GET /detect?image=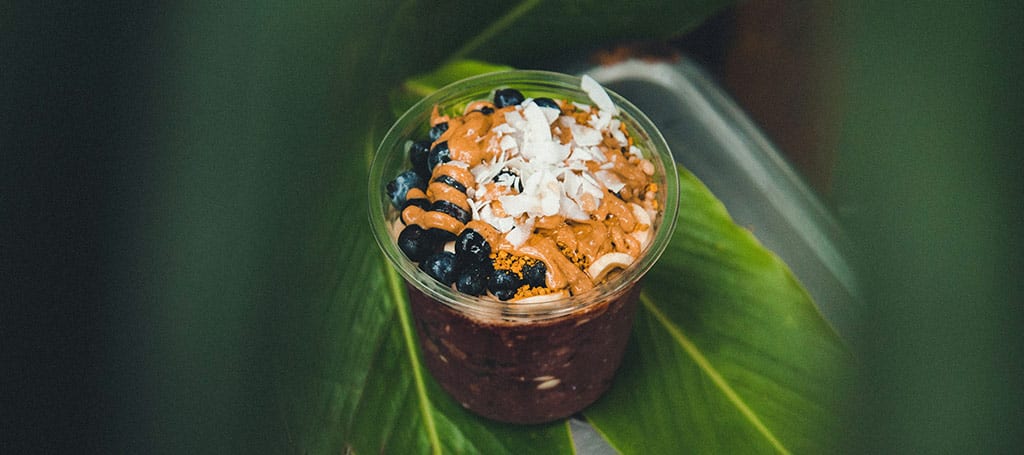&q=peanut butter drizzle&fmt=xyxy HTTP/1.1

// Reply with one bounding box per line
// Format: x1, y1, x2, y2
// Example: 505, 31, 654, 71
555, 123, 574, 145
601, 134, 621, 150
437, 111, 494, 166
401, 205, 423, 226
533, 215, 565, 231
571, 221, 609, 265
609, 224, 641, 256
408, 99, 660, 298
402, 205, 464, 234
426, 182, 470, 212
604, 150, 649, 189
464, 100, 495, 113
518, 236, 593, 295
595, 194, 636, 232
405, 187, 427, 201
430, 105, 449, 126
547, 225, 579, 255
432, 163, 475, 189
464, 221, 502, 249
571, 107, 592, 125
477, 182, 513, 201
